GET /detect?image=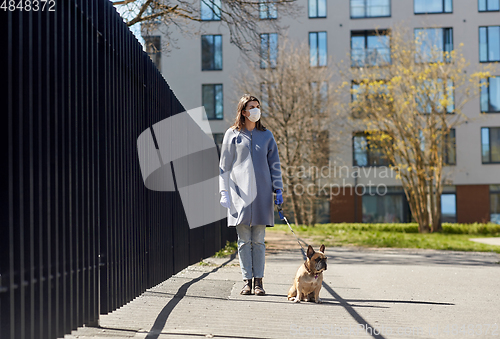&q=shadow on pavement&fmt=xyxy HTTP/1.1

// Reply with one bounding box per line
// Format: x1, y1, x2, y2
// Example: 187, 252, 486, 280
143, 254, 236, 339
321, 281, 454, 339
